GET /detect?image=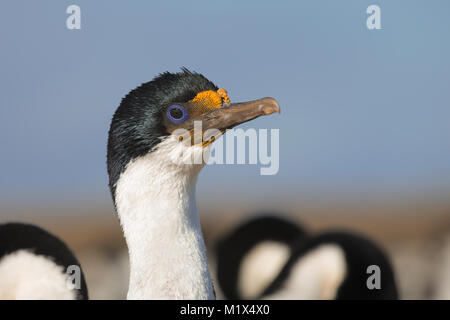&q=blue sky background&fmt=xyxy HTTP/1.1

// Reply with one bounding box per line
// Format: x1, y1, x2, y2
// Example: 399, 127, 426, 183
0, 1, 449, 211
